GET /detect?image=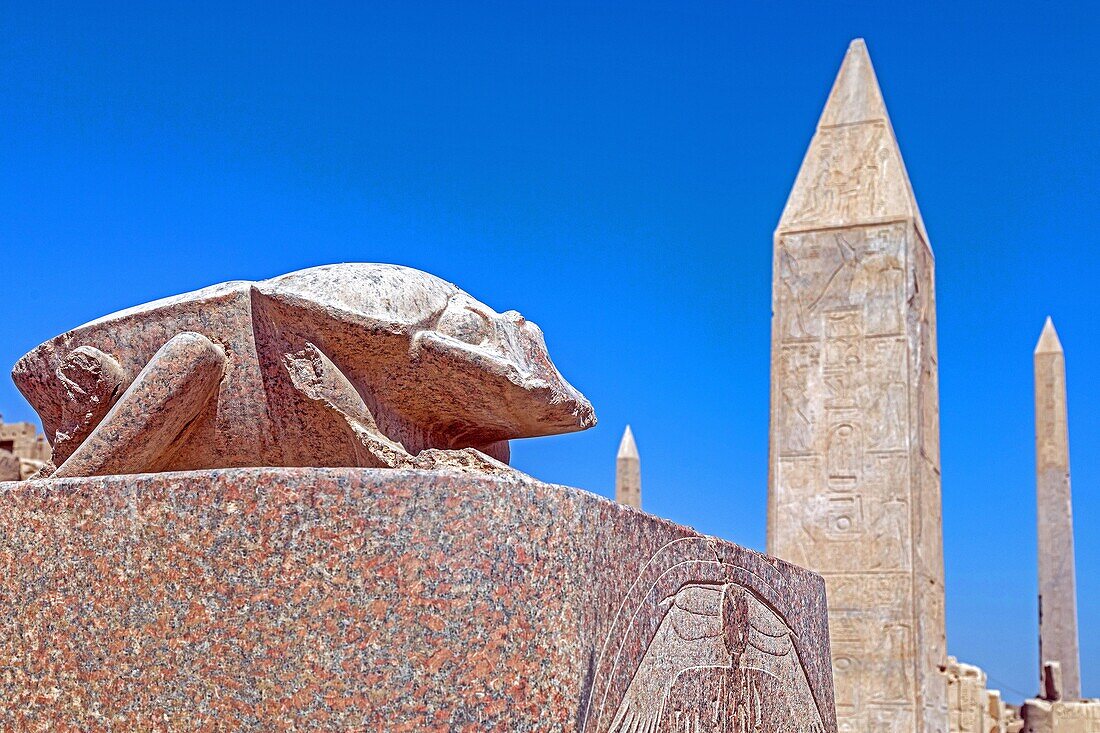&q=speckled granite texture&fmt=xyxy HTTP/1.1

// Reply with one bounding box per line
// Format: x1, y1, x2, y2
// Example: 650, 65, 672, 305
0, 468, 836, 731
